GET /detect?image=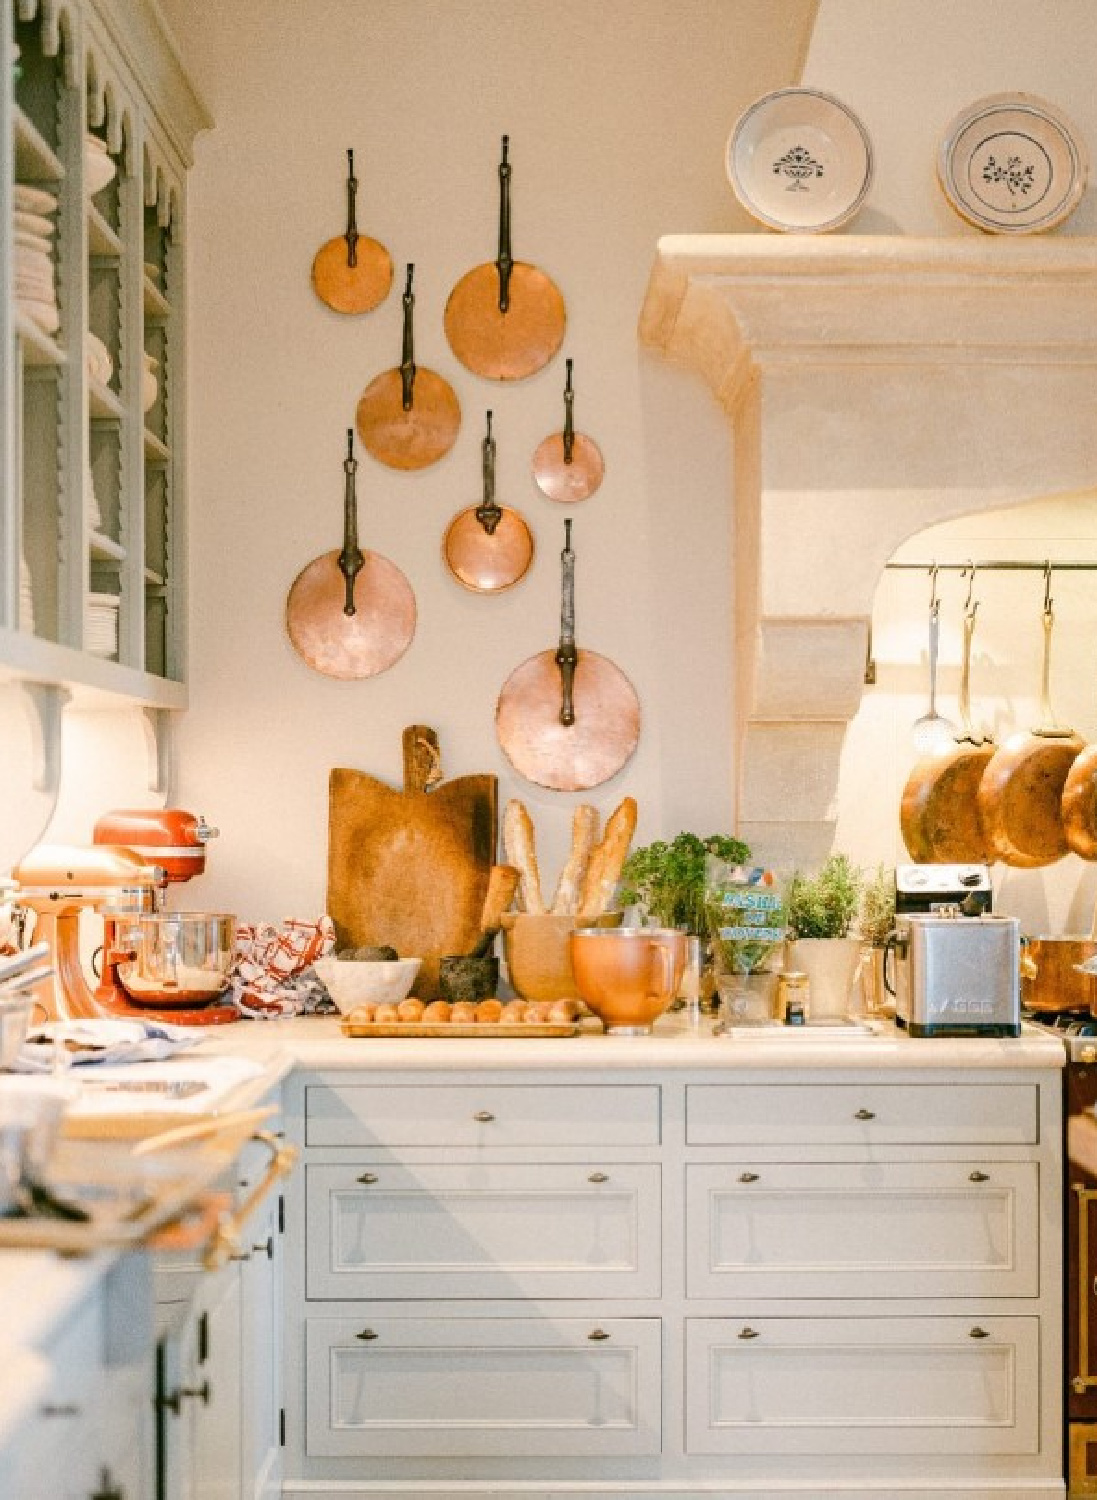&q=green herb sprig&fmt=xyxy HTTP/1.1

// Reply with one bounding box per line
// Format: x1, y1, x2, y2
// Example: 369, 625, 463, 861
619, 832, 752, 934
